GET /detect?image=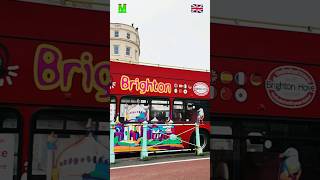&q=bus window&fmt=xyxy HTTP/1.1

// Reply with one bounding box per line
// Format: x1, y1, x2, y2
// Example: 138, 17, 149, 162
30, 110, 108, 180
210, 121, 233, 180
120, 97, 149, 123
270, 122, 288, 138
289, 124, 309, 137
110, 96, 116, 121
0, 109, 20, 180
173, 100, 184, 121
211, 125, 233, 151
173, 100, 209, 122
150, 99, 170, 122
242, 121, 268, 152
